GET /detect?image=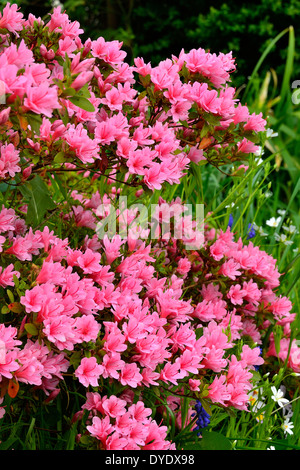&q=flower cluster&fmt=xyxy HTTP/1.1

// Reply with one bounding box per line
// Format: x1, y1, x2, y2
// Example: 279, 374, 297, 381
192, 400, 211, 436
79, 392, 175, 450
0, 3, 267, 193
0, 187, 298, 447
